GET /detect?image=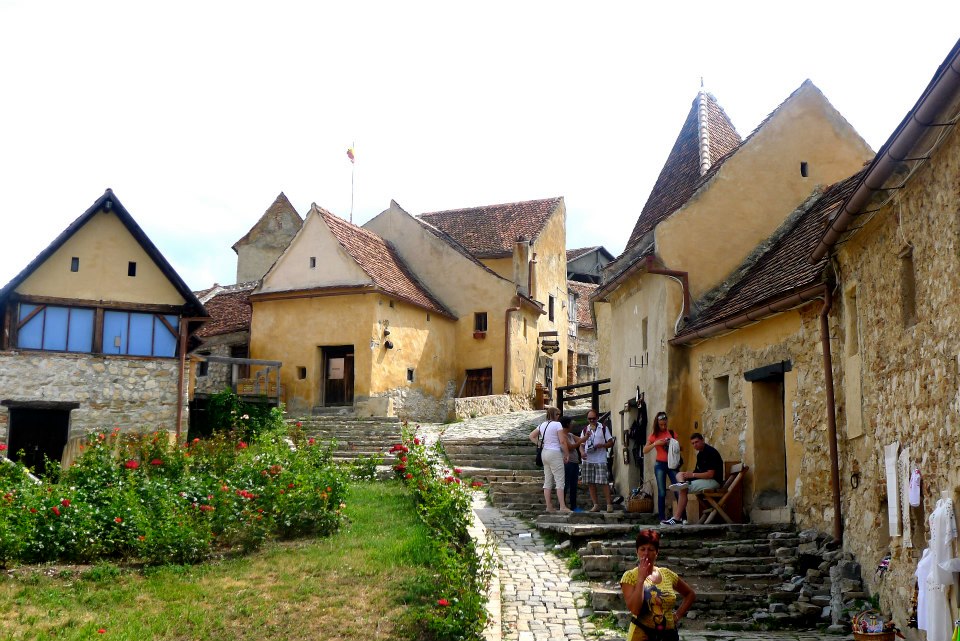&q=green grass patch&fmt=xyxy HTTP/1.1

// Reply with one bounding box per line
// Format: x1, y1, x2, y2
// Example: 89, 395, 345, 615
0, 481, 434, 641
